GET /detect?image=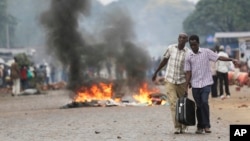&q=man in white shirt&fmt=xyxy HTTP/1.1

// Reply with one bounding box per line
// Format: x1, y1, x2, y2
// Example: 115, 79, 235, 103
247, 59, 250, 71
210, 48, 218, 98
216, 45, 232, 99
